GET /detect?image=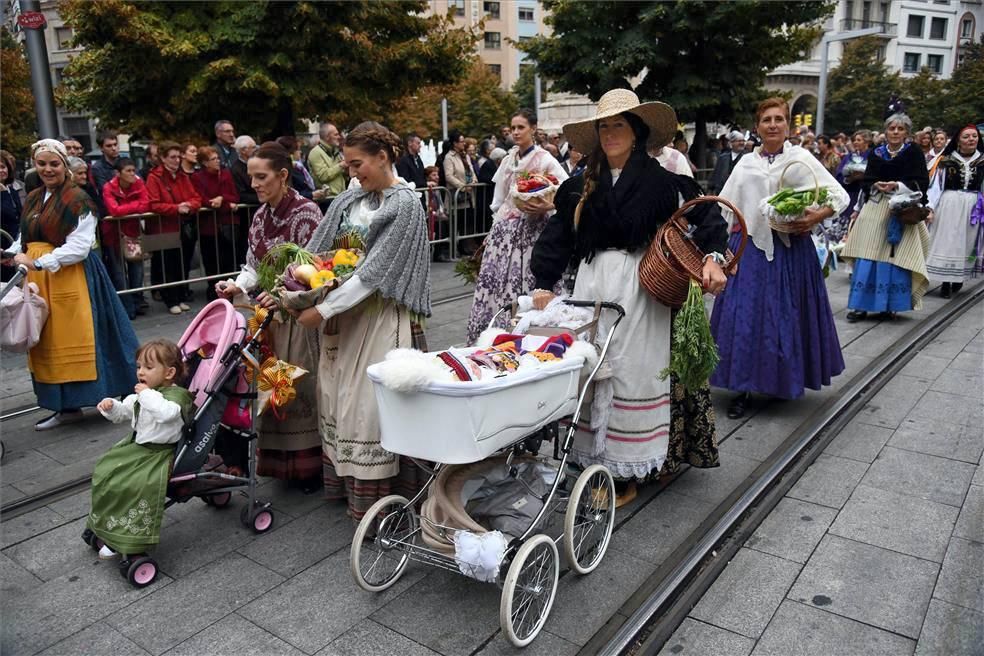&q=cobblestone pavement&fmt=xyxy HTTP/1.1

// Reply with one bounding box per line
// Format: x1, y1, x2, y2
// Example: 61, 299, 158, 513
659, 297, 984, 656
1, 267, 977, 656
